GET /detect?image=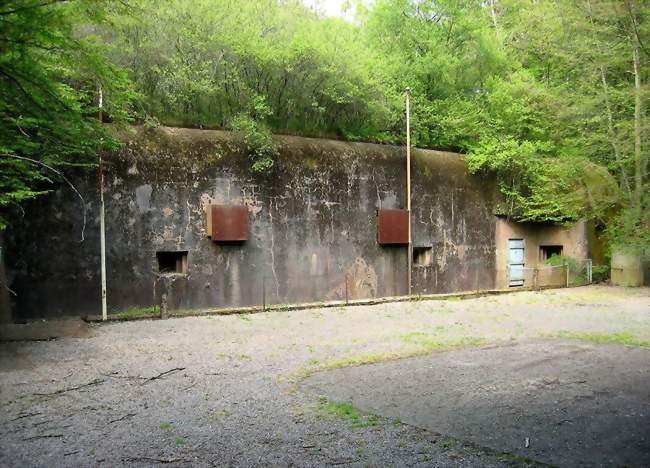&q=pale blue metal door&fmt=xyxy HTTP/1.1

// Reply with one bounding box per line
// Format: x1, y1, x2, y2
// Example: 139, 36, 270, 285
508, 239, 525, 287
